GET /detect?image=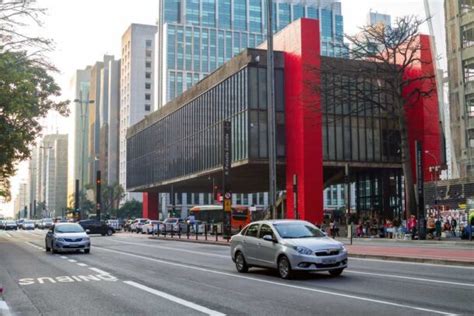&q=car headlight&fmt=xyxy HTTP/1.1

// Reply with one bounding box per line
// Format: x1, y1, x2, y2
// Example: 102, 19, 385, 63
83, 236, 90, 241
341, 245, 347, 252
56, 238, 65, 242
293, 246, 313, 255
